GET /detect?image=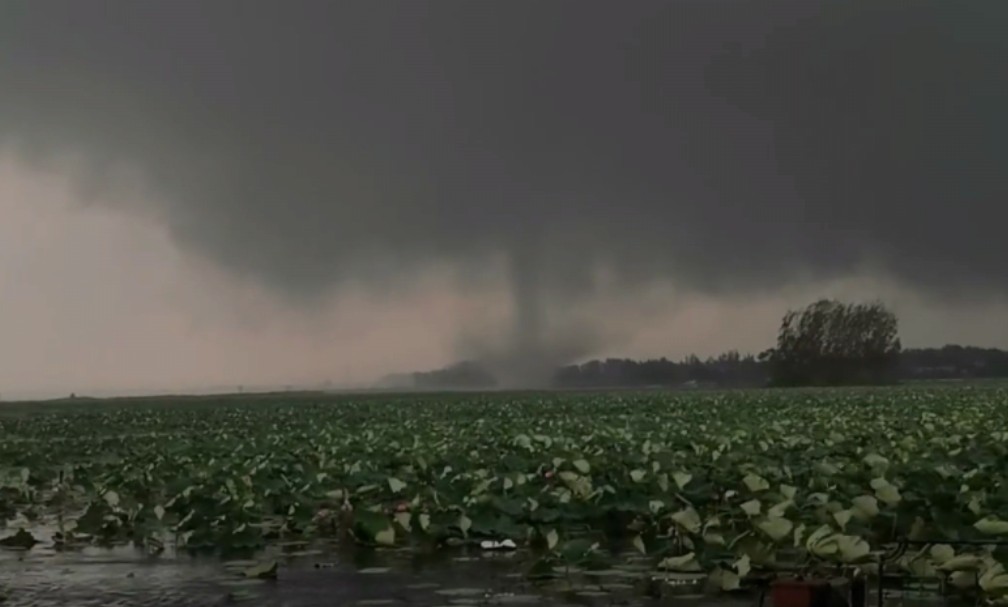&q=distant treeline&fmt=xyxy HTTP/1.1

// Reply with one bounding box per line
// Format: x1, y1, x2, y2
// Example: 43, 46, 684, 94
411, 361, 500, 390
557, 345, 1008, 388
554, 351, 767, 388
408, 345, 1008, 390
